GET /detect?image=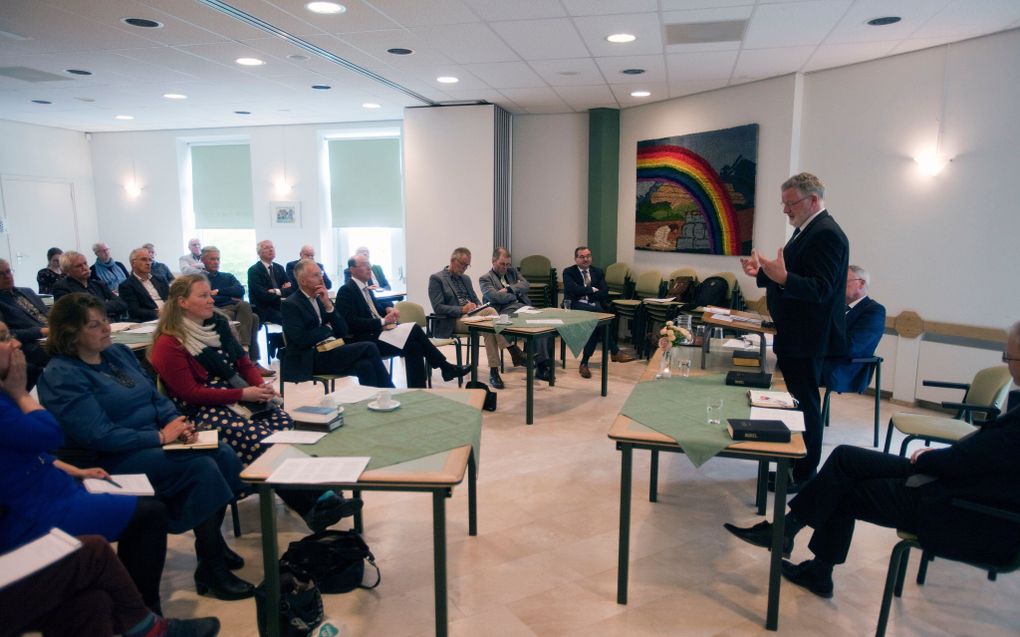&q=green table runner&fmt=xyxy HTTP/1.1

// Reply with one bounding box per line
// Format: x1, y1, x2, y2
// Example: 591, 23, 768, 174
493, 308, 599, 357
307, 390, 482, 472
620, 374, 751, 467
